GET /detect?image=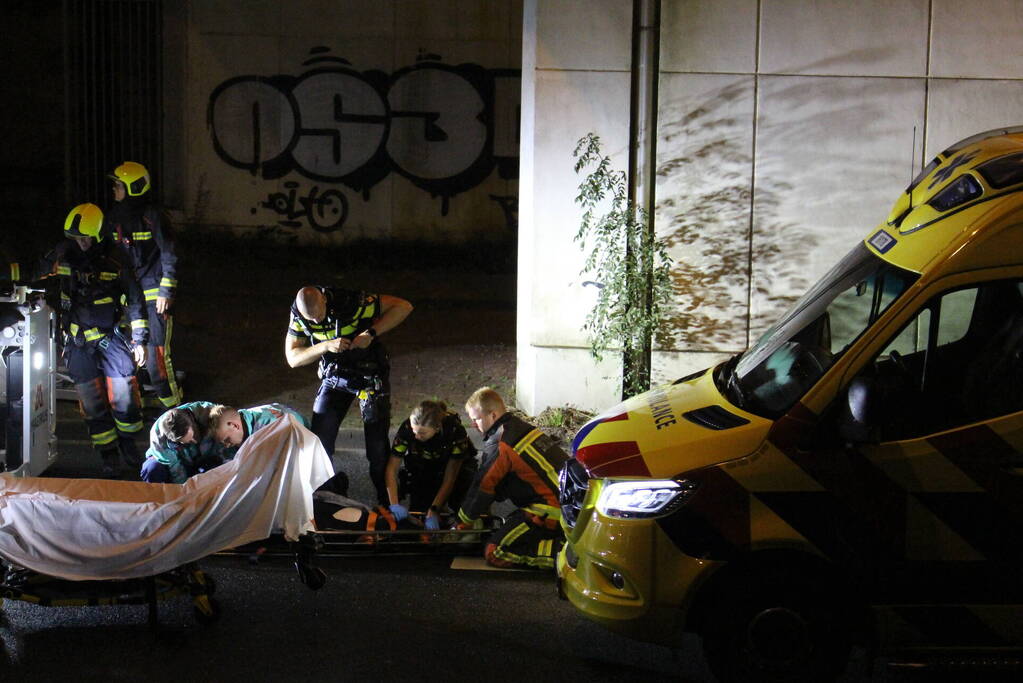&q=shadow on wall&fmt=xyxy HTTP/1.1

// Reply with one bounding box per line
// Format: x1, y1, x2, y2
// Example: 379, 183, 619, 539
655, 78, 822, 354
